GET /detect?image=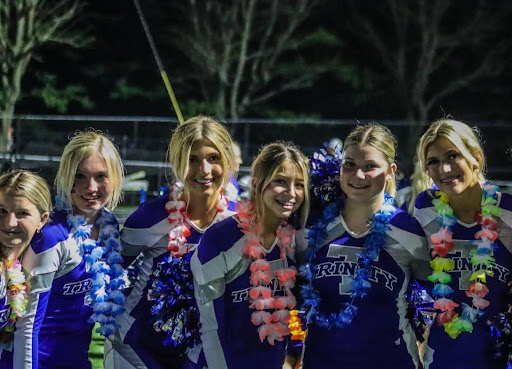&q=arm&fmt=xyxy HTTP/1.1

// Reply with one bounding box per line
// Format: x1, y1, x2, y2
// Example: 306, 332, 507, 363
190, 233, 230, 369
13, 244, 59, 369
